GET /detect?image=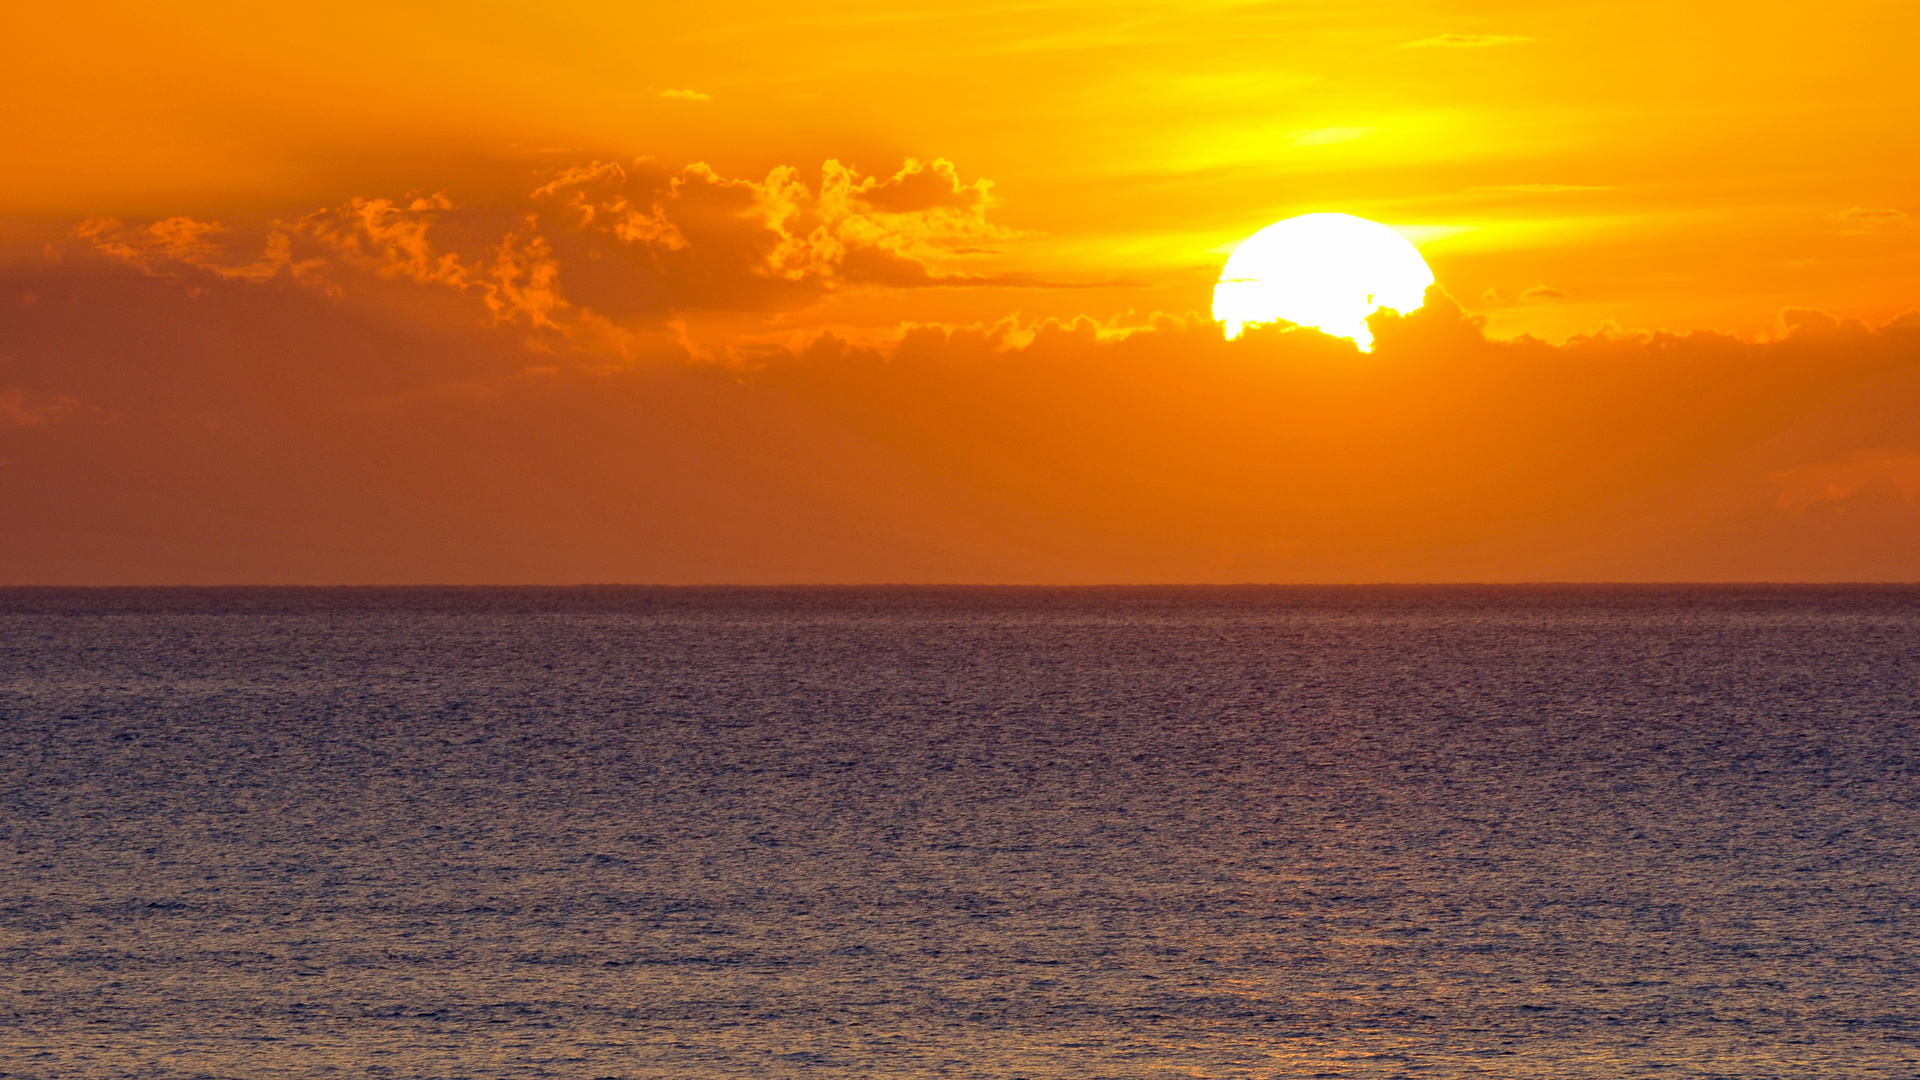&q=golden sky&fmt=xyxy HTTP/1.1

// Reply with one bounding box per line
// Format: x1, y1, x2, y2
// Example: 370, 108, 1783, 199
2, 0, 1917, 582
